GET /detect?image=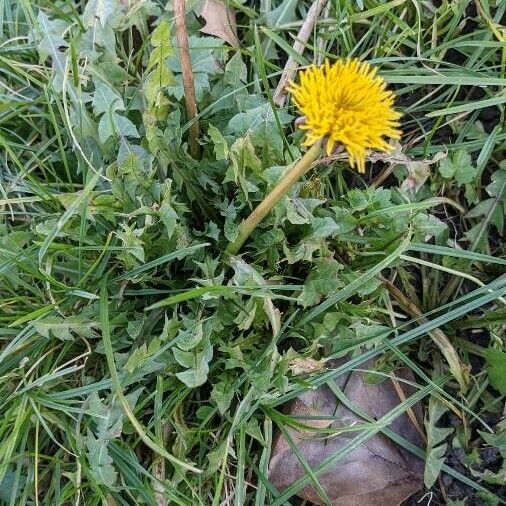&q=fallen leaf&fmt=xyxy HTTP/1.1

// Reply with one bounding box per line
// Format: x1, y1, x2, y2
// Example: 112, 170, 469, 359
289, 357, 325, 376
199, 0, 239, 48
402, 150, 446, 193
269, 359, 424, 505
